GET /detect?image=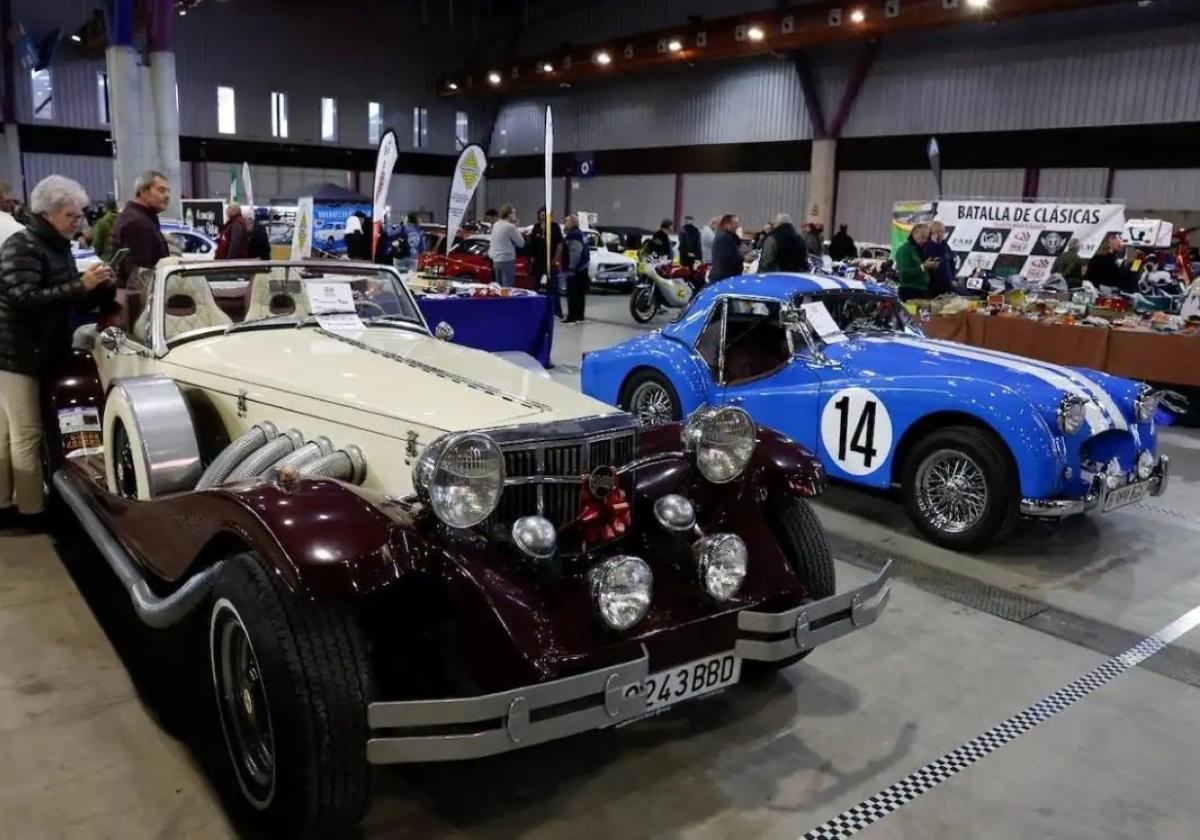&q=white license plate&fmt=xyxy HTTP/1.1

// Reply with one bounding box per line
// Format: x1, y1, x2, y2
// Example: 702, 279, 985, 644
625, 652, 741, 713
1103, 480, 1149, 512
